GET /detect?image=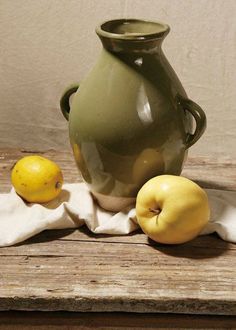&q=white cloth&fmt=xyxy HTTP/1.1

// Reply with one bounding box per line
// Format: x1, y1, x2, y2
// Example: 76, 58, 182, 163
0, 183, 235, 247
